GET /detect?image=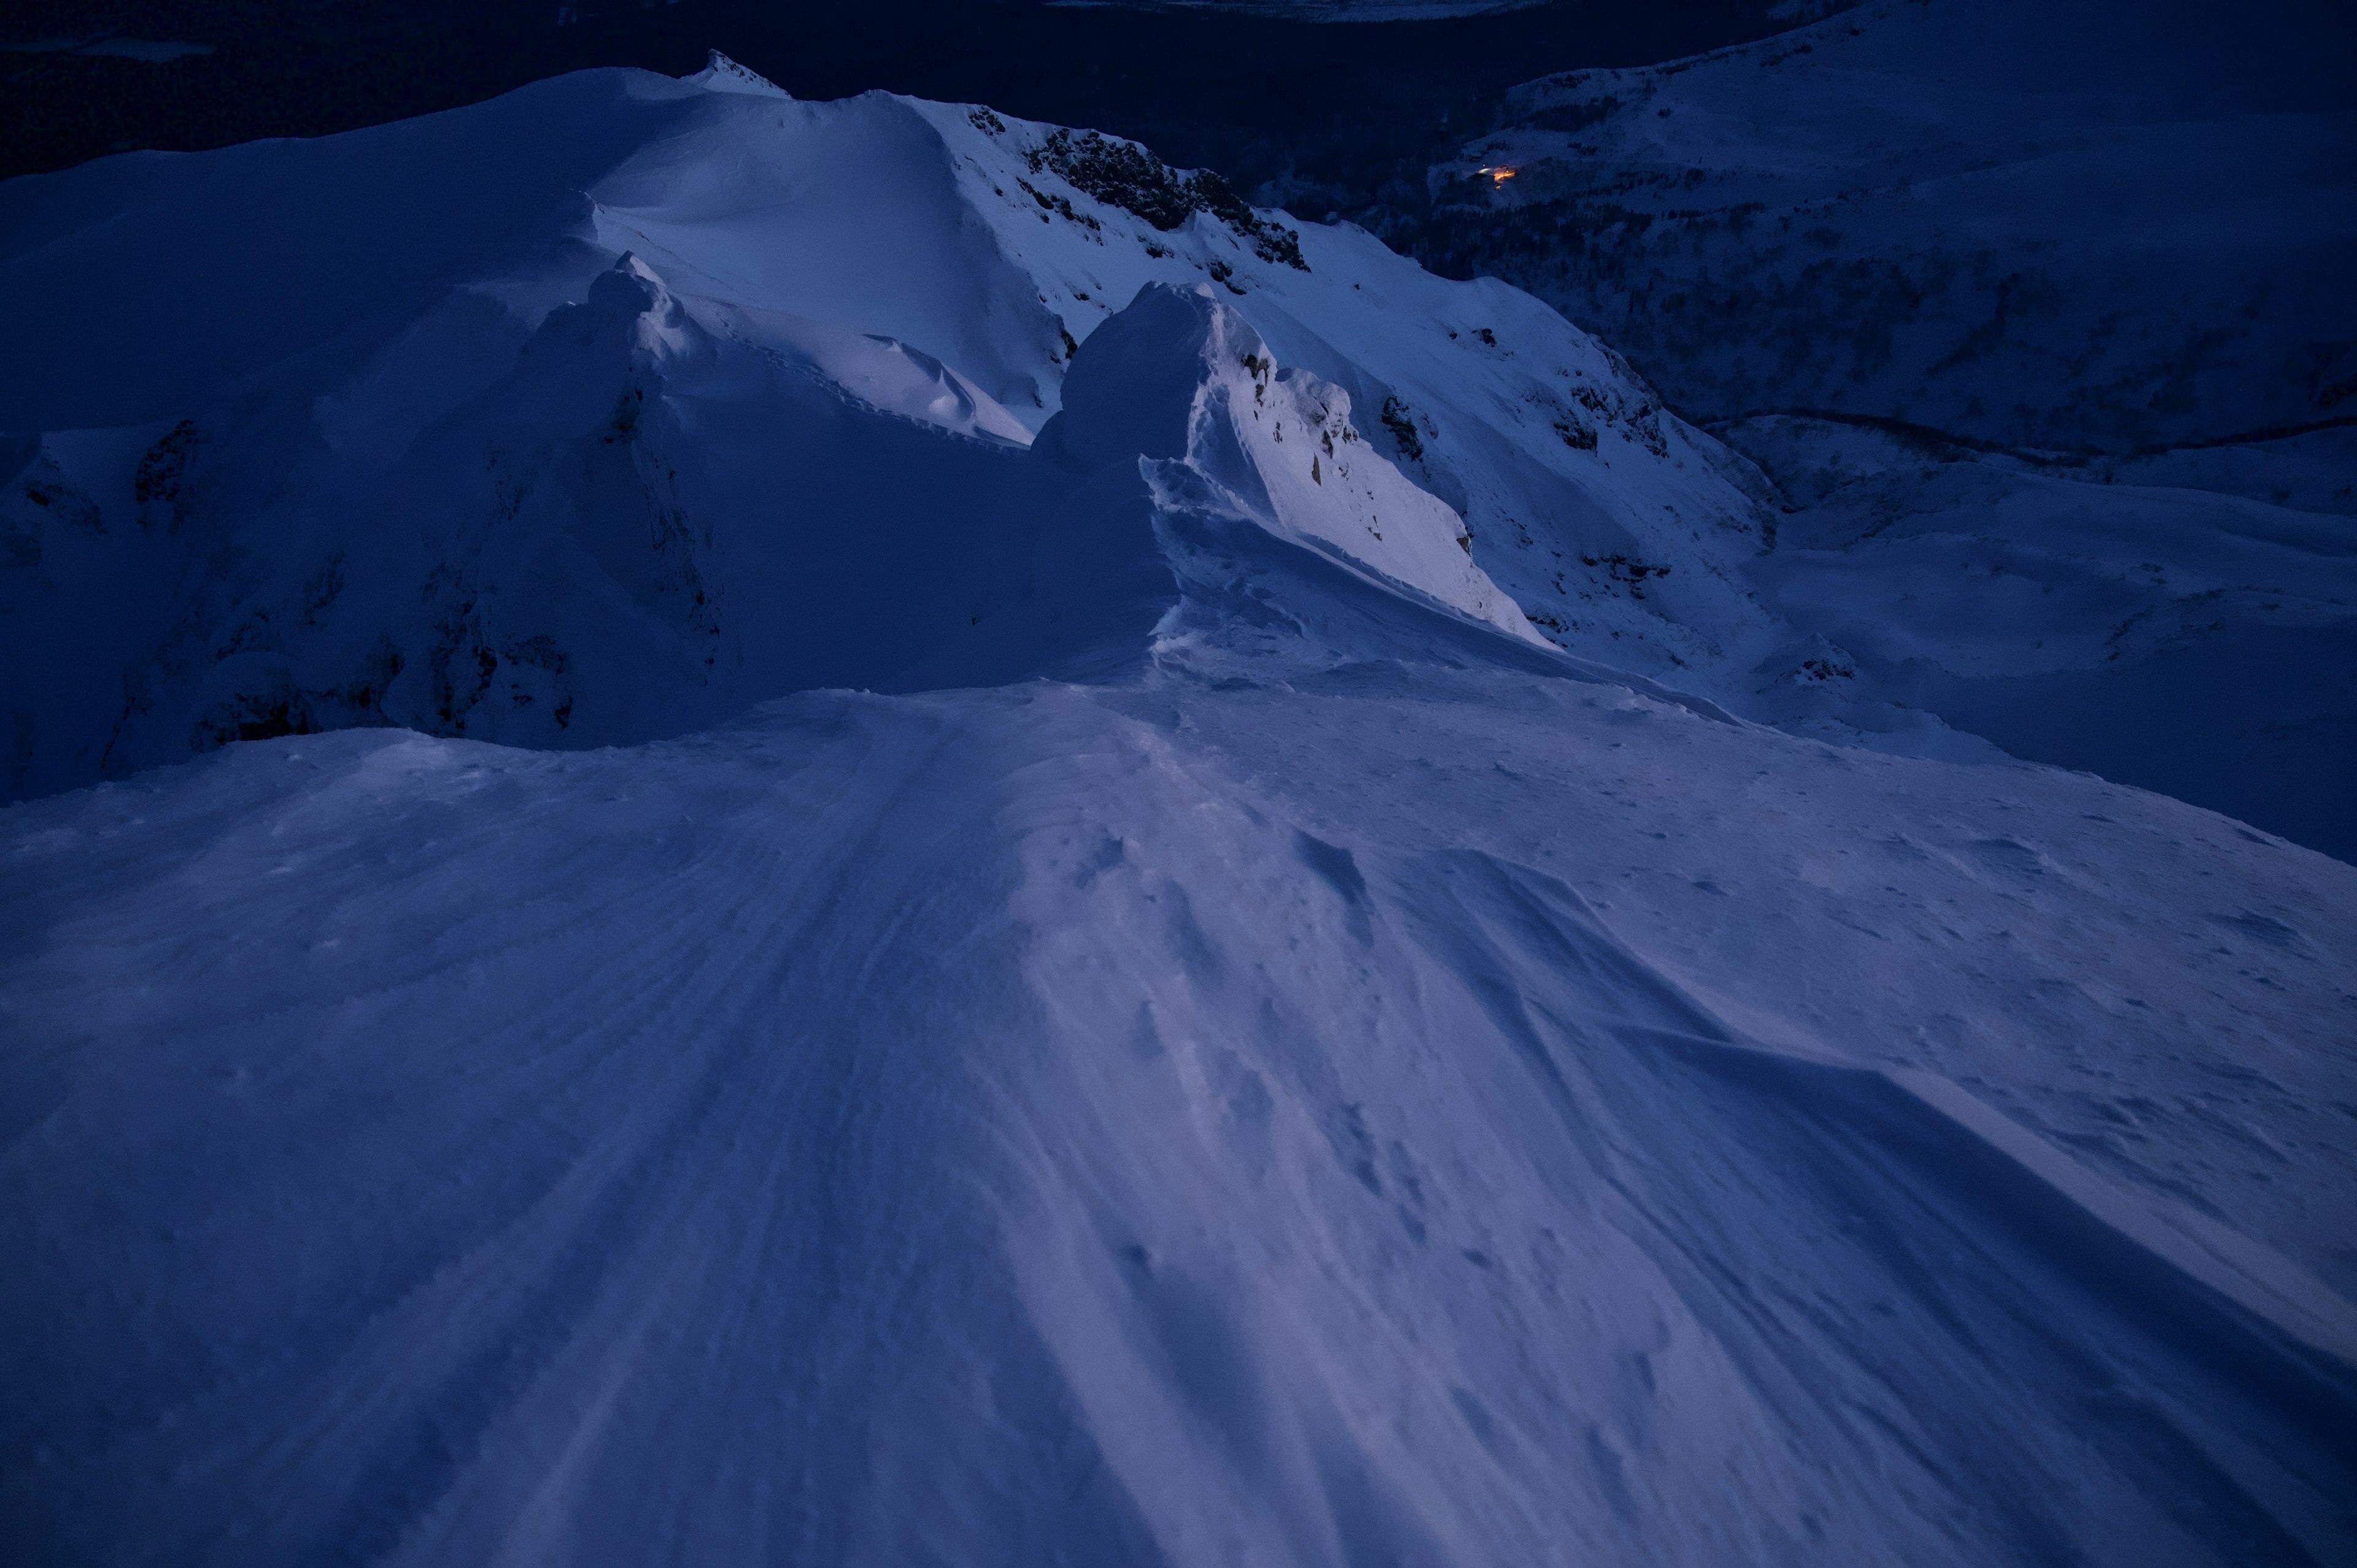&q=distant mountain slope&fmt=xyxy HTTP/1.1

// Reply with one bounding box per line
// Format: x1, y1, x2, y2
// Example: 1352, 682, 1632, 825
1438, 0, 2357, 453
0, 60, 1768, 804
1398, 0, 2357, 859
0, 0, 1838, 187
